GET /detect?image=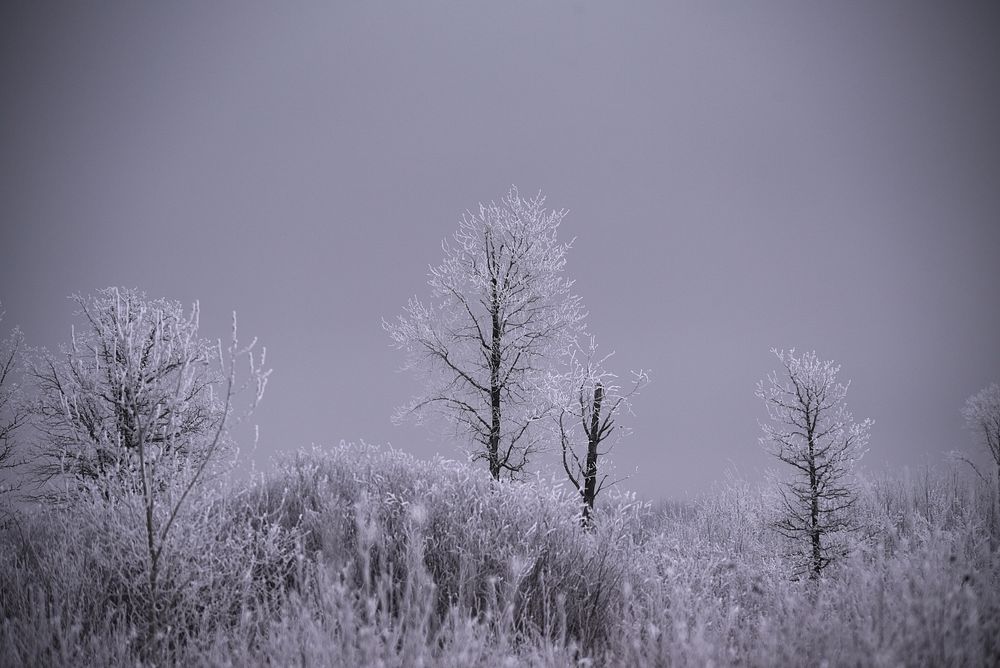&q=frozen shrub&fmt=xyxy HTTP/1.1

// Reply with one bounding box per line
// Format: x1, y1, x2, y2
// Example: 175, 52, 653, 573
0, 471, 304, 665
257, 441, 639, 654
